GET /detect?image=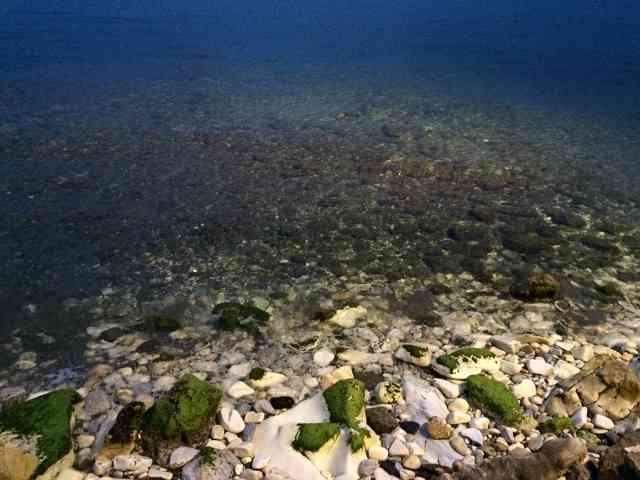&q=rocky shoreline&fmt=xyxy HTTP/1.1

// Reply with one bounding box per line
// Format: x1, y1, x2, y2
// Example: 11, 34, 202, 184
3, 290, 640, 480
